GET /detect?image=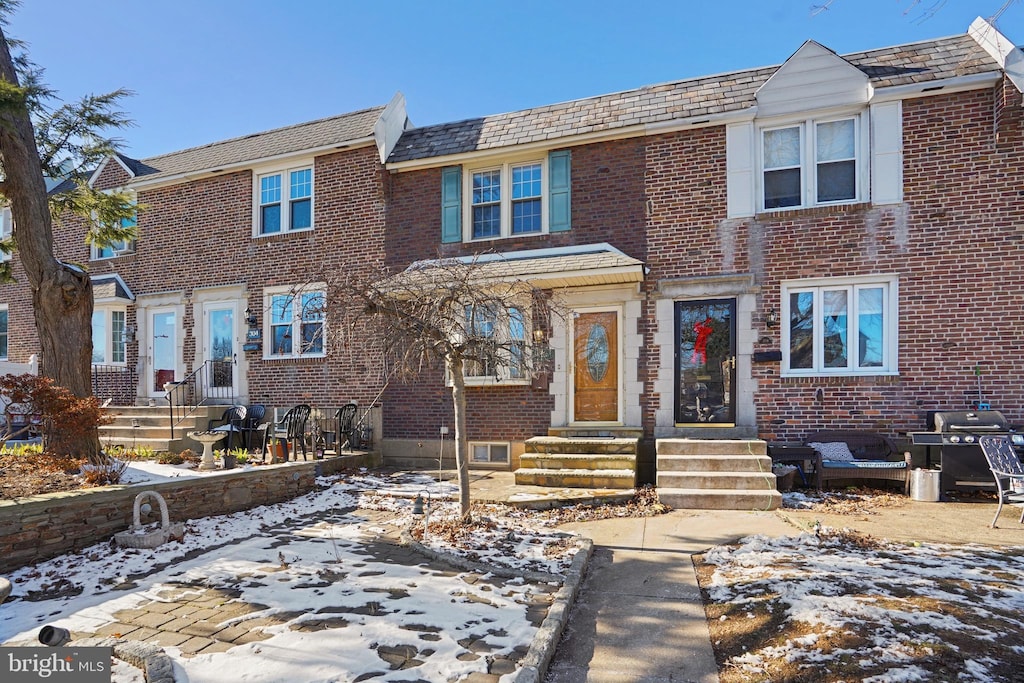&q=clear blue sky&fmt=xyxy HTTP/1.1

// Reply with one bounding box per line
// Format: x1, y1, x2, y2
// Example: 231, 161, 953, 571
7, 0, 1020, 160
